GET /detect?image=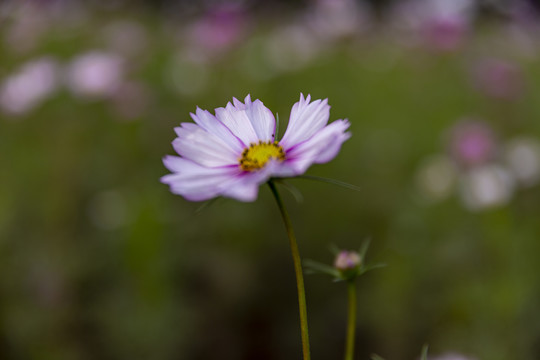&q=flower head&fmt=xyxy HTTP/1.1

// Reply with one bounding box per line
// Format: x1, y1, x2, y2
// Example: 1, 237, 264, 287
161, 94, 350, 202
334, 250, 362, 271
